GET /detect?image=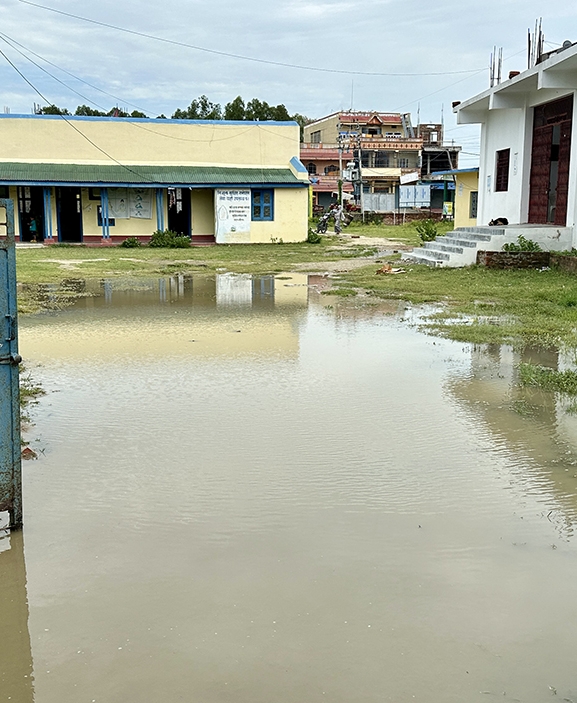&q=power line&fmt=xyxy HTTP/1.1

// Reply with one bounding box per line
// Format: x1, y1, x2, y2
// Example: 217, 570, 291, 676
0, 33, 117, 114
18, 0, 486, 78
0, 31, 153, 115
0, 33, 279, 145
0, 46, 155, 183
